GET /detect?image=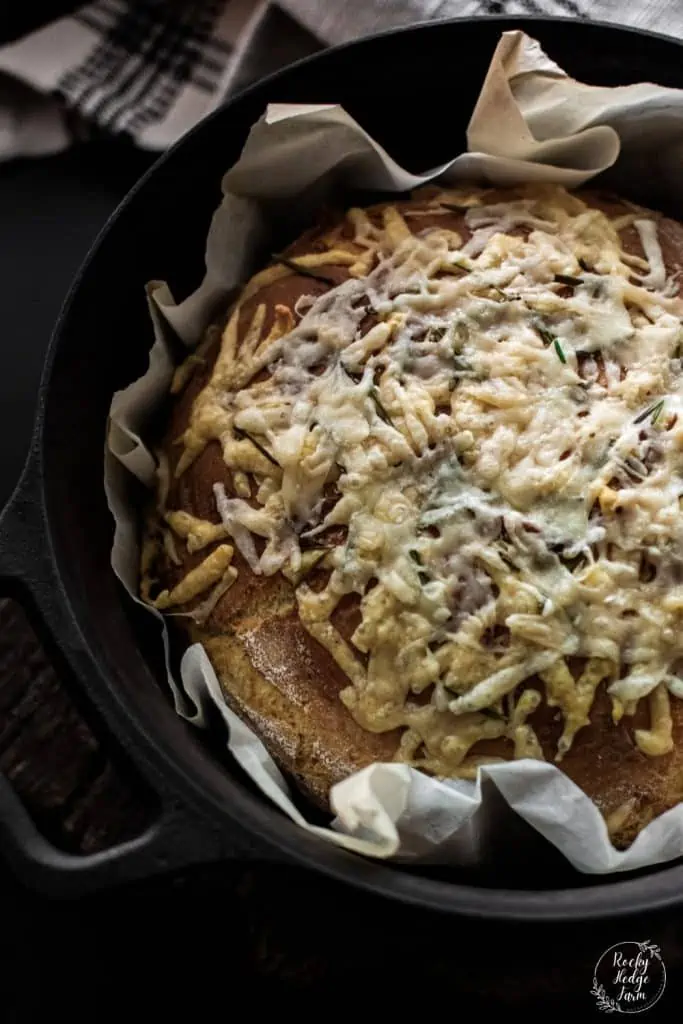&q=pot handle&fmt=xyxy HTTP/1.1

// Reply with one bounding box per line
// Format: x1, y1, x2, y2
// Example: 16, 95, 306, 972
0, 774, 225, 897
0, 450, 278, 897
